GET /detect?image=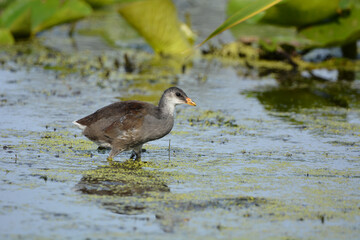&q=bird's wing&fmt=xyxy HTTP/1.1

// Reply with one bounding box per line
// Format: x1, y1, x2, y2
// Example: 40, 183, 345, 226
76, 102, 125, 127
102, 102, 147, 141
